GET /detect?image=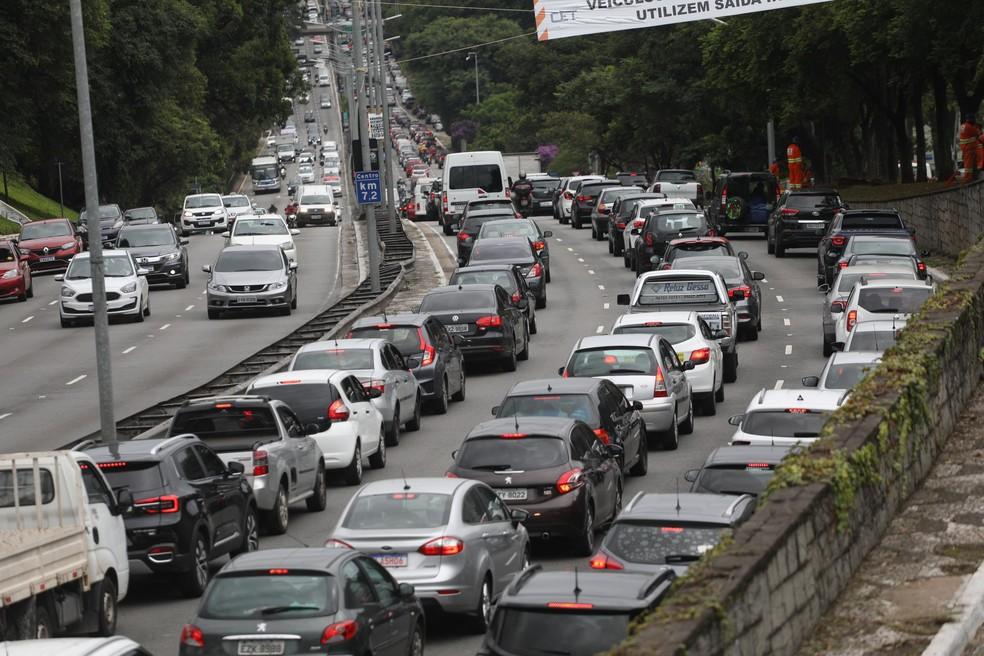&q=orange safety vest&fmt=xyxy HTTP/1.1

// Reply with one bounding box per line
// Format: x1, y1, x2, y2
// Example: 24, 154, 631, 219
959, 121, 982, 148
786, 144, 802, 165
